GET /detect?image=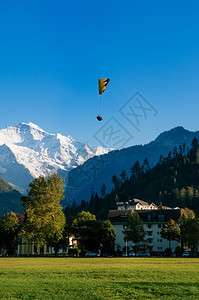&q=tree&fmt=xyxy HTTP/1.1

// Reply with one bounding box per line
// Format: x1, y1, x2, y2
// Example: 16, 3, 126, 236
143, 158, 150, 172
68, 211, 98, 252
130, 161, 141, 179
100, 183, 106, 197
68, 212, 115, 254
180, 208, 195, 220
190, 137, 199, 162
180, 212, 199, 254
120, 170, 127, 182
111, 175, 120, 190
98, 220, 115, 254
73, 211, 96, 224
123, 211, 146, 255
51, 226, 69, 255
0, 212, 22, 255
161, 219, 180, 251
64, 200, 80, 221
21, 173, 66, 247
